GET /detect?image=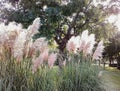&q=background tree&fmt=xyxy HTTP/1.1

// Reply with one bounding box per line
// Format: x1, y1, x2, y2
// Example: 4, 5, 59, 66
102, 0, 120, 15
0, 0, 117, 52
105, 31, 120, 69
